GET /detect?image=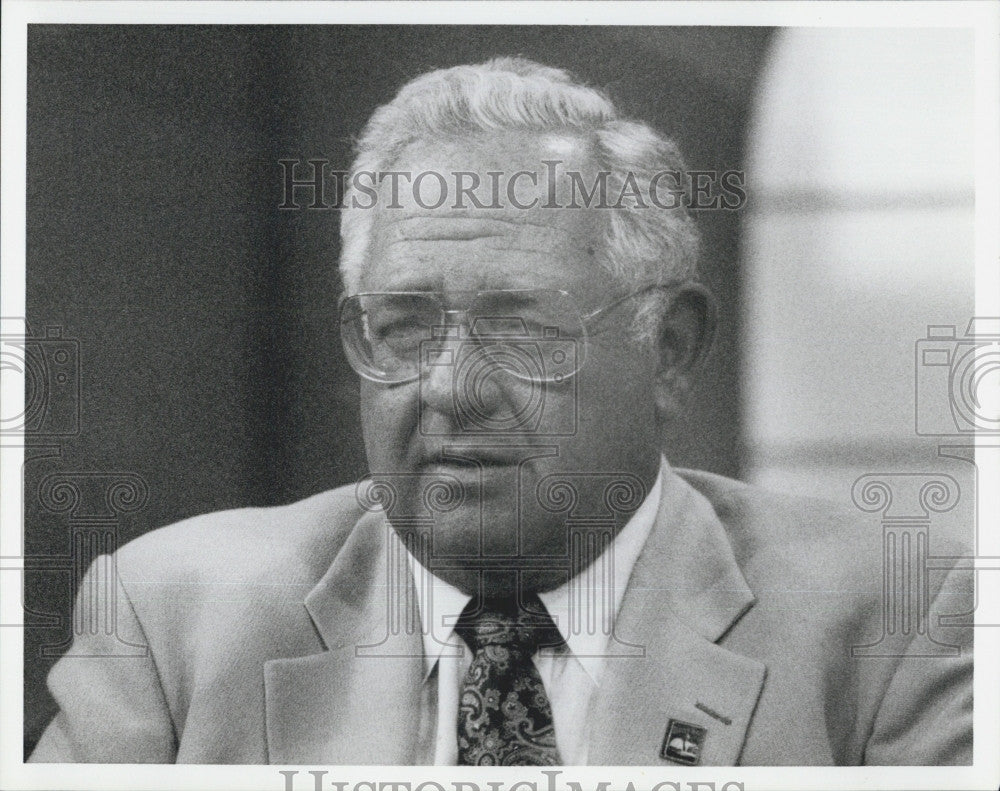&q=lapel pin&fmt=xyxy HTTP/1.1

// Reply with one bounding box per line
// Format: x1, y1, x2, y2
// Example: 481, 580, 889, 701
660, 719, 707, 766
